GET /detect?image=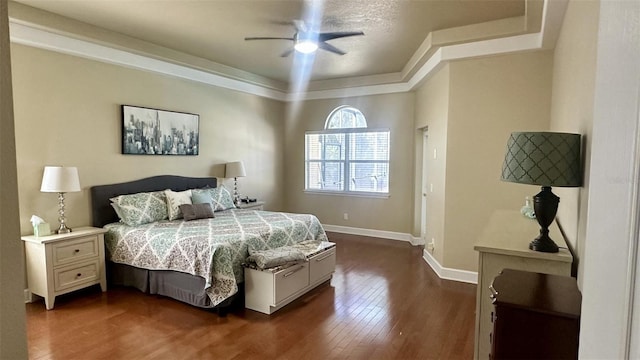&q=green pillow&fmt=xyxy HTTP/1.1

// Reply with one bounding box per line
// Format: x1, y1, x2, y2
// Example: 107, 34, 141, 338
191, 186, 236, 211
191, 189, 213, 205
